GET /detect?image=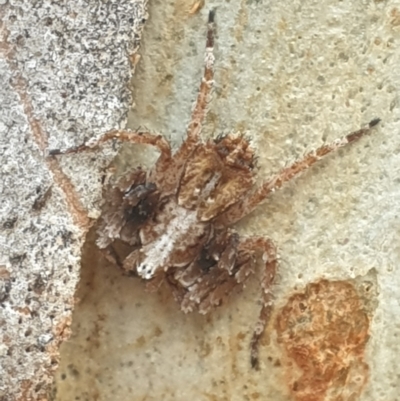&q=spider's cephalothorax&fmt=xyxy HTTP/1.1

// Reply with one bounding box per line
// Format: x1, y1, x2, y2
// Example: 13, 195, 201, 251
50, 10, 380, 369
